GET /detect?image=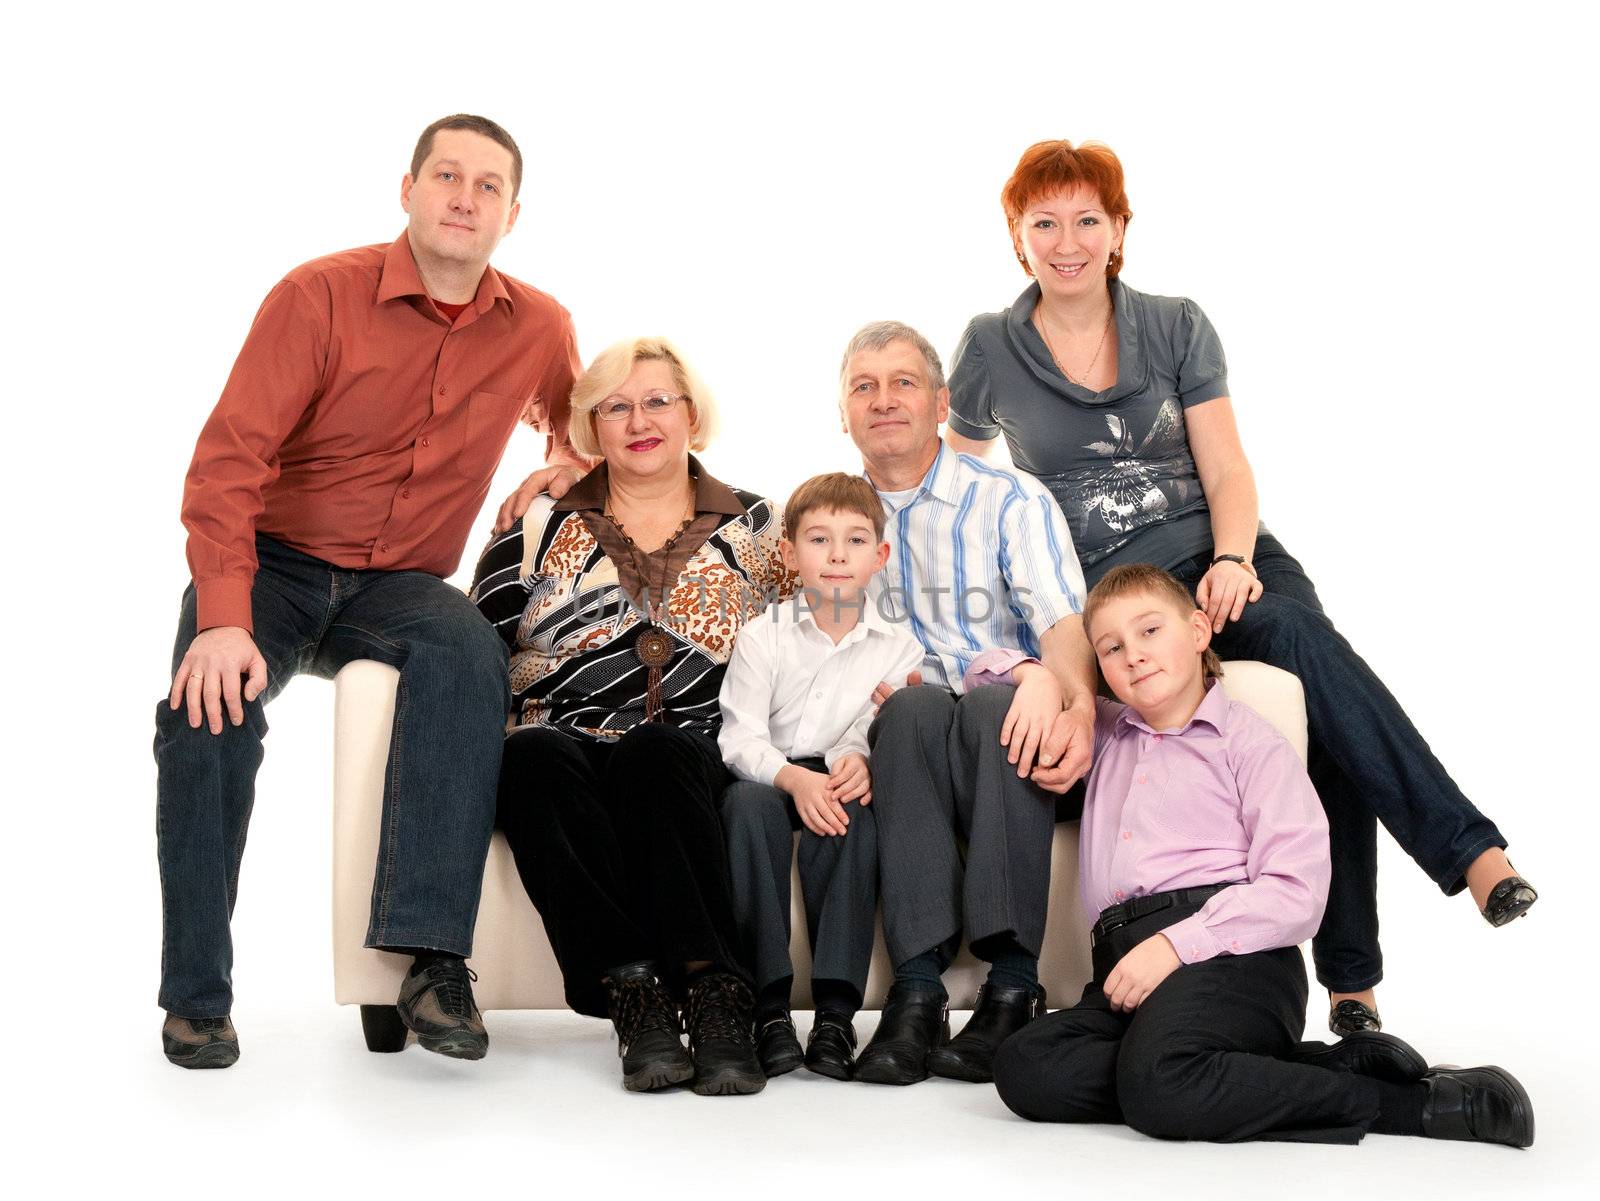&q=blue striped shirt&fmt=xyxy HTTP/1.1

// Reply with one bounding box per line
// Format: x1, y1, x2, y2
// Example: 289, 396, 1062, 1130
869, 441, 1087, 692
